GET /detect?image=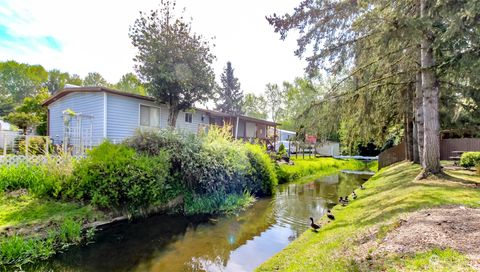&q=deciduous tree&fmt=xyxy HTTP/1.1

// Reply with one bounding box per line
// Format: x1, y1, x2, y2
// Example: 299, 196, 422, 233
129, 0, 216, 127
